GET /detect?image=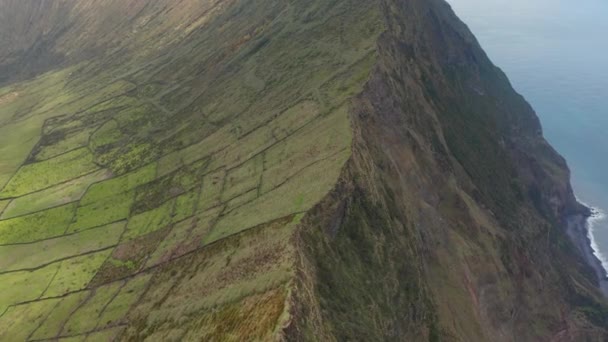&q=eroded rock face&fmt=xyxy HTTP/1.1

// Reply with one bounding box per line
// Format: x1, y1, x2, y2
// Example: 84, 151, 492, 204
0, 0, 606, 341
